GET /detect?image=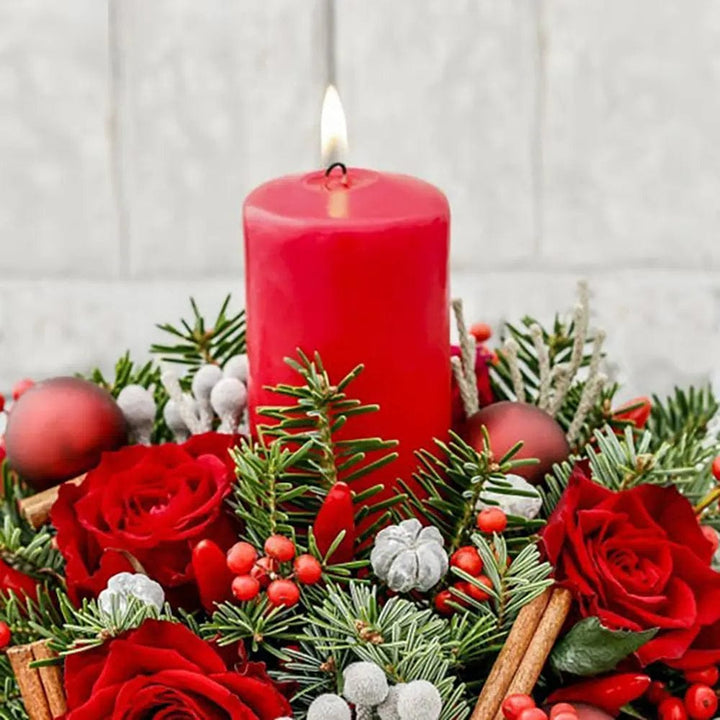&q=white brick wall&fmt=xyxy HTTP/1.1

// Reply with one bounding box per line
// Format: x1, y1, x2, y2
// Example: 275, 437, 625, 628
1, 1, 720, 399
